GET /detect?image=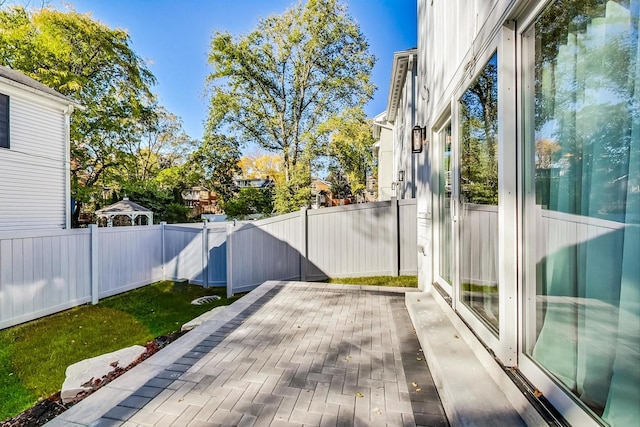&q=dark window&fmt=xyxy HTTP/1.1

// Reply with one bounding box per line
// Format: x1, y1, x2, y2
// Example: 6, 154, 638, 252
0, 94, 8, 149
